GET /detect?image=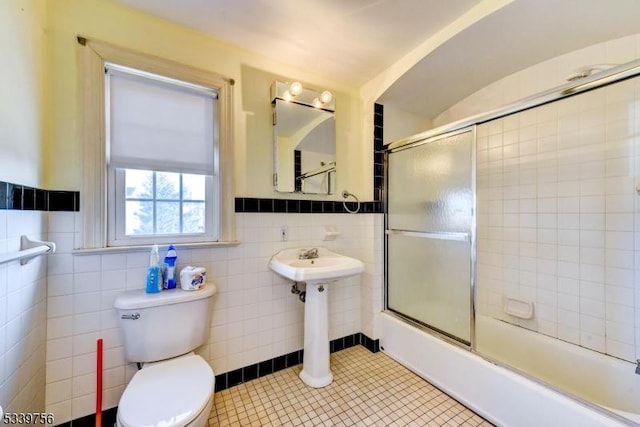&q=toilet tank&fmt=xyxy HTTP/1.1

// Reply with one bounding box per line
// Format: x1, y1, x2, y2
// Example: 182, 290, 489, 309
114, 284, 216, 363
